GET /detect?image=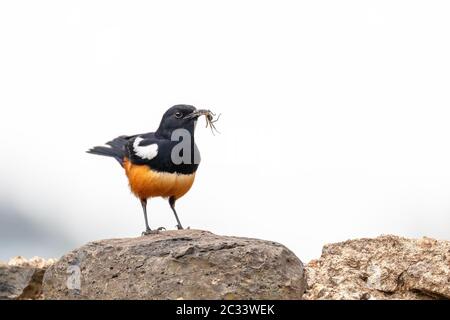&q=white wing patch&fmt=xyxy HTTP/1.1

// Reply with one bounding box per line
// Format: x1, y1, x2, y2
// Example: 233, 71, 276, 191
133, 137, 158, 160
